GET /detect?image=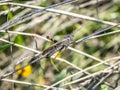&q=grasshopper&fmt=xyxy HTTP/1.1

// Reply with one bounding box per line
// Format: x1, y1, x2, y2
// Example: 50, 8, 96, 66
42, 35, 73, 58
